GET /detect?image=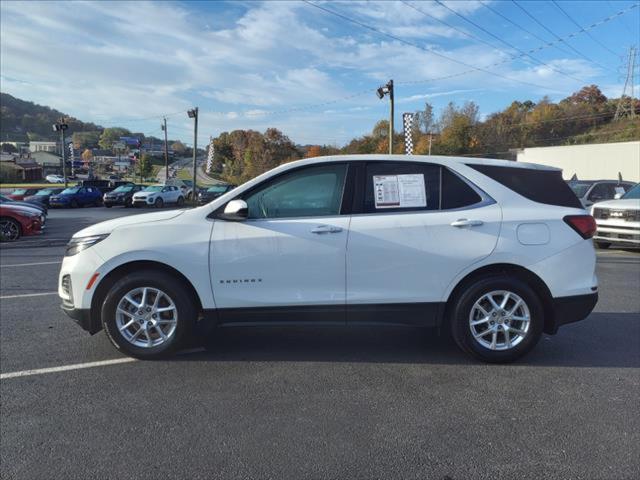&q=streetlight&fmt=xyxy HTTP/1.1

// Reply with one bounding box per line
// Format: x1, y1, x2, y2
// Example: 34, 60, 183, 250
376, 79, 394, 154
52, 119, 69, 187
187, 107, 198, 205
